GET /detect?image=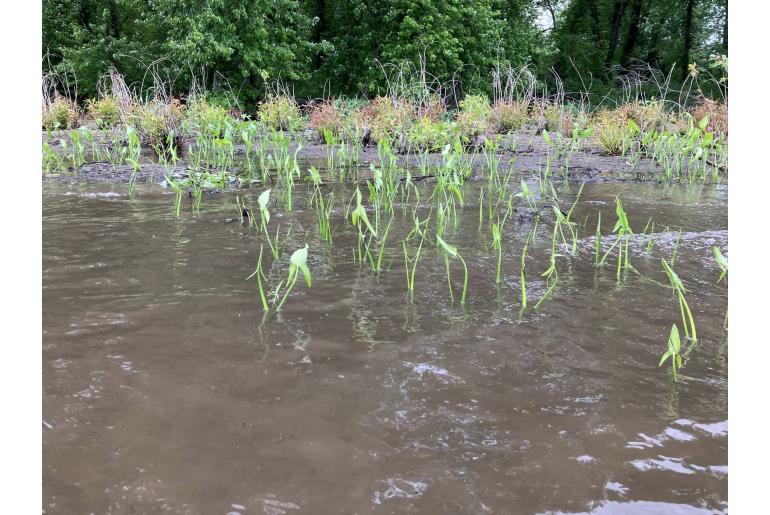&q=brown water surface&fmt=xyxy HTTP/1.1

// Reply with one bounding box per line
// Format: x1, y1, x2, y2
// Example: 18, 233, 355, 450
43, 179, 727, 514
